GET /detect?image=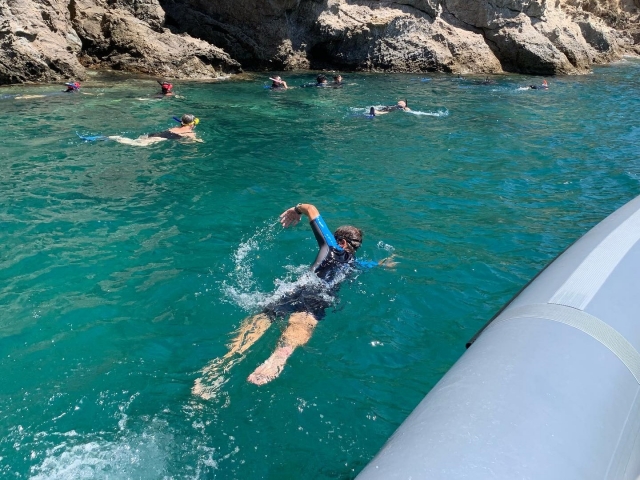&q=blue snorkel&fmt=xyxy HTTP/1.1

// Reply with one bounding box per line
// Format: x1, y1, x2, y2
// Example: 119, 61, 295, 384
172, 116, 182, 123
